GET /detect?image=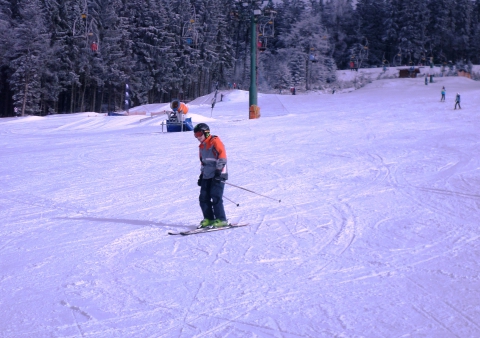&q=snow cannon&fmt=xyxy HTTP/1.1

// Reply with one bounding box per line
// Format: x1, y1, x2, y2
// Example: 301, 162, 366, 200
166, 99, 194, 132
170, 100, 189, 114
